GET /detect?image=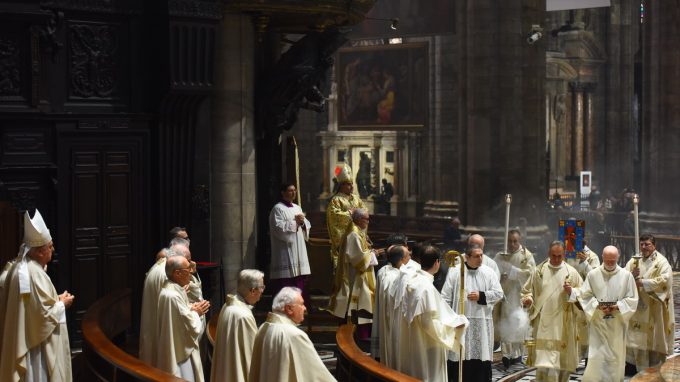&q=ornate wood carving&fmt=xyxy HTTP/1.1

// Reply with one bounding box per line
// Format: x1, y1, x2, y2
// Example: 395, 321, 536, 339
41, 0, 143, 15
169, 24, 216, 89
168, 0, 222, 20
0, 37, 22, 97
69, 23, 119, 98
